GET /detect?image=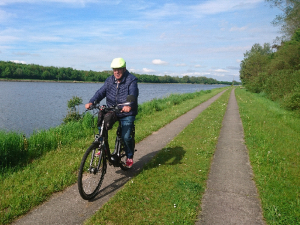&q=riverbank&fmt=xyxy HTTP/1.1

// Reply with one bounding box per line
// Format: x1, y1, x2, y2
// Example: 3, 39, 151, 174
3, 87, 299, 225
1, 88, 226, 224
